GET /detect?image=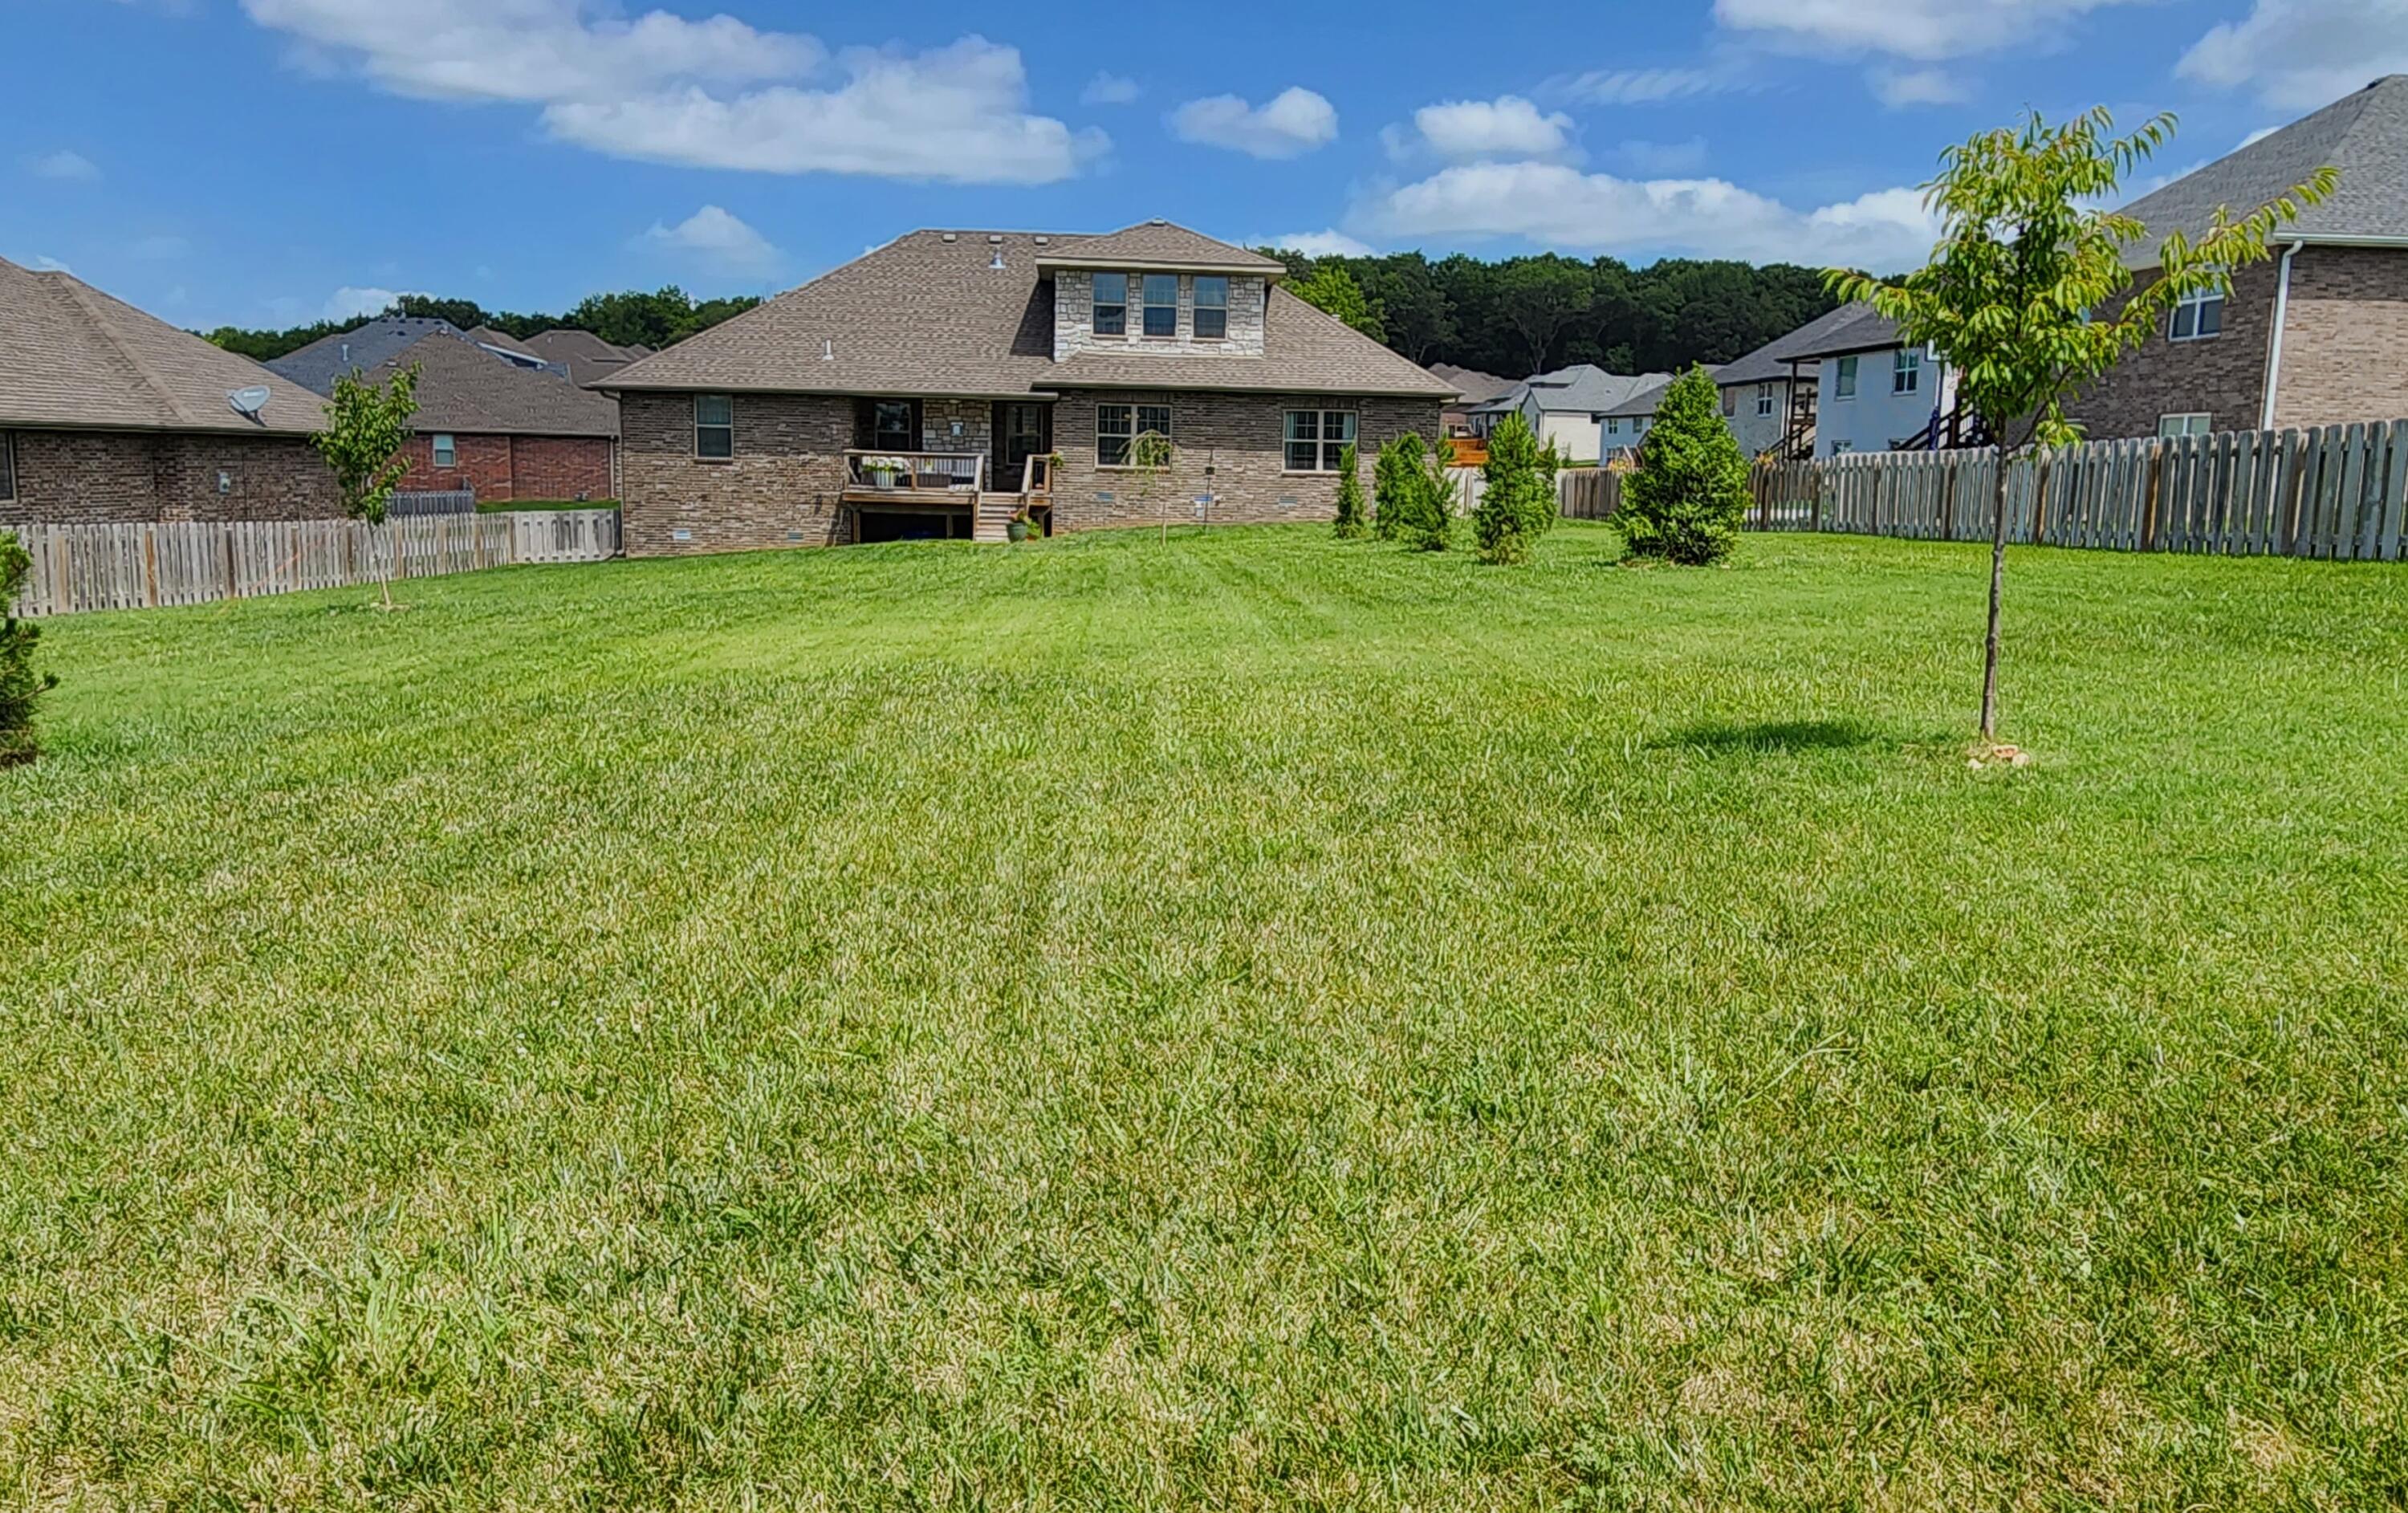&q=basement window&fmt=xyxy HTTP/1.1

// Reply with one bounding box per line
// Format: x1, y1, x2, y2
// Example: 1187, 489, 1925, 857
2170, 289, 2224, 341
695, 394, 734, 459
432, 433, 457, 468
